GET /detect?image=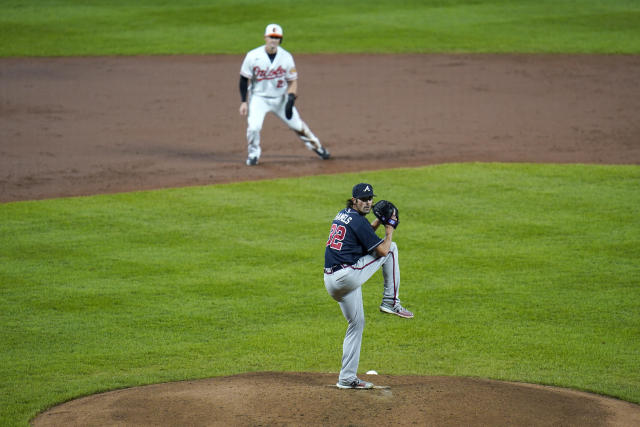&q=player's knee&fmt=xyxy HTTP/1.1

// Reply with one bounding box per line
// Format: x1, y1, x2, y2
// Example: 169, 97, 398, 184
246, 129, 260, 141
289, 122, 304, 134
350, 312, 365, 329
289, 118, 305, 133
